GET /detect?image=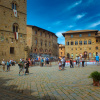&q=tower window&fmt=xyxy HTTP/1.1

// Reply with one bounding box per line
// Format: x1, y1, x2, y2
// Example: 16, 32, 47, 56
13, 23, 18, 32
12, 3, 17, 10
